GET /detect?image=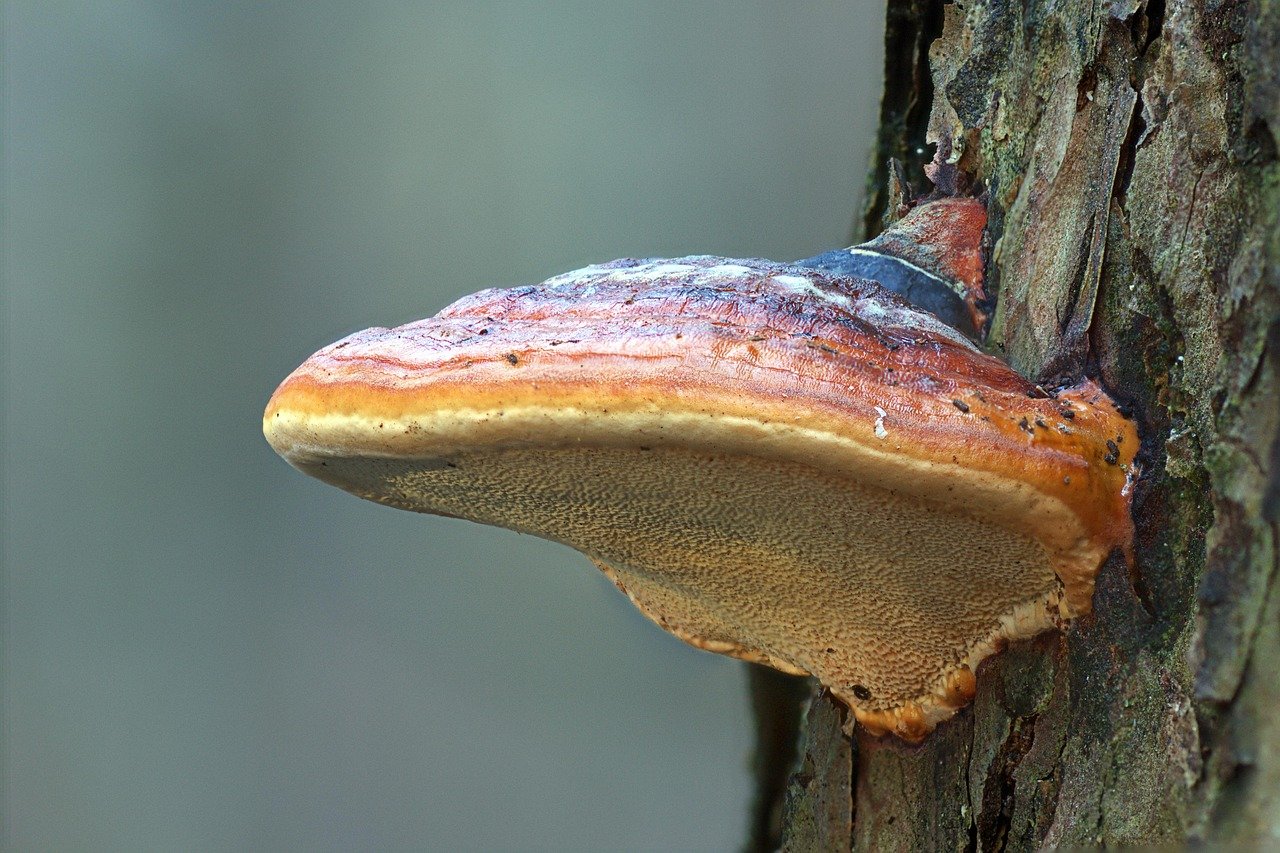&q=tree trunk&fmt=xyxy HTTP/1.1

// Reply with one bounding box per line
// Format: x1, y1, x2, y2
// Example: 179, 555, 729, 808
773, 0, 1280, 848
